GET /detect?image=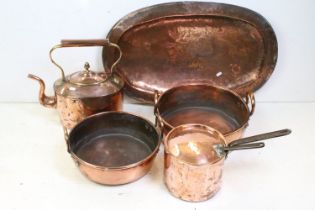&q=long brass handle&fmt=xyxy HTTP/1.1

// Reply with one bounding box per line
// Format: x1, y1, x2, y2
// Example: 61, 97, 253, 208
49, 39, 122, 80
229, 129, 292, 147
61, 39, 110, 46
223, 142, 265, 151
